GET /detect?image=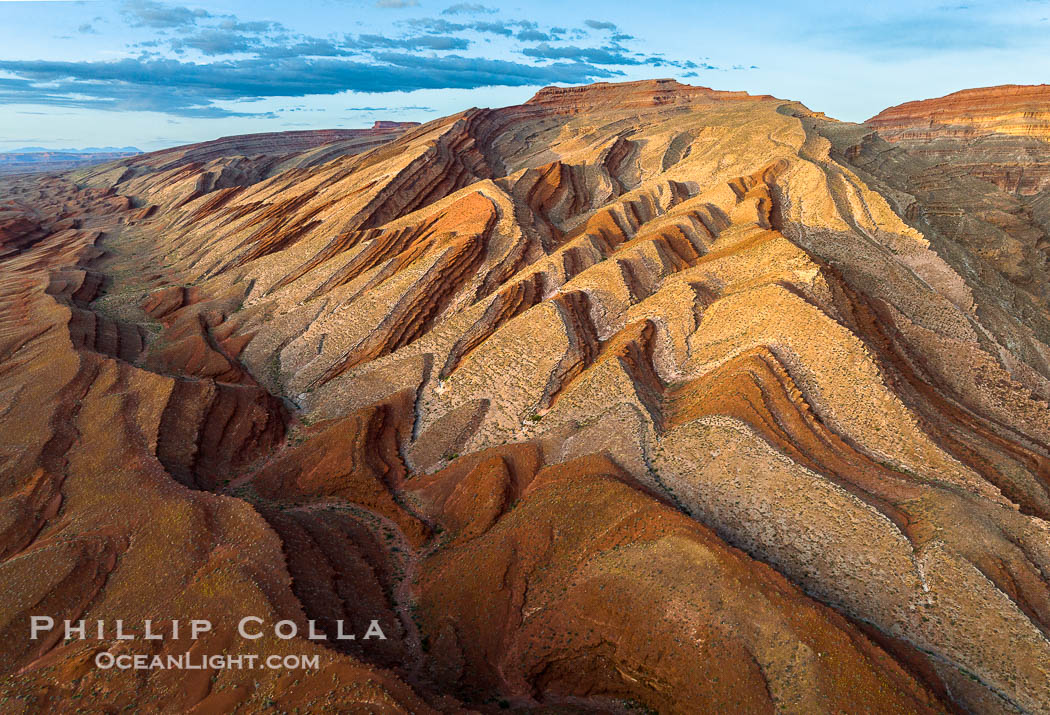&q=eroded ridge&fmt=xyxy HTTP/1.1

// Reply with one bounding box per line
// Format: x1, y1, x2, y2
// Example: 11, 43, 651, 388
2, 81, 1050, 713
